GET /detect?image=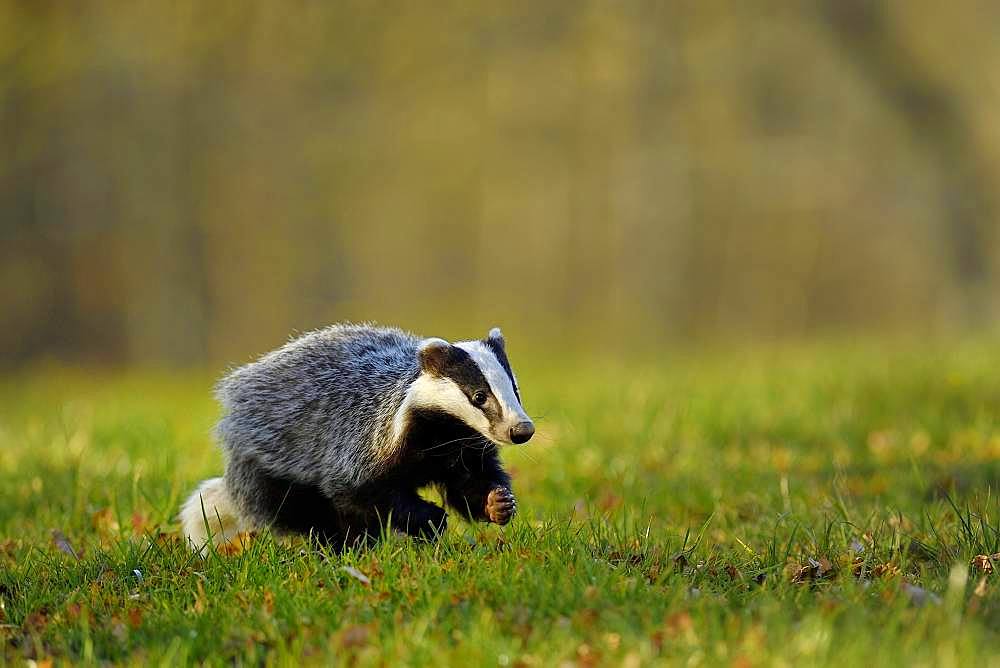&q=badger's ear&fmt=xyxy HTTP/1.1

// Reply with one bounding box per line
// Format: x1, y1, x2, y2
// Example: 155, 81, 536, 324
418, 338, 451, 375
486, 327, 505, 350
